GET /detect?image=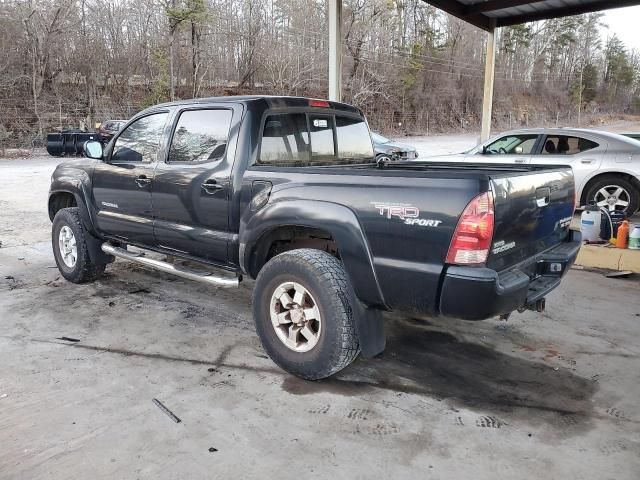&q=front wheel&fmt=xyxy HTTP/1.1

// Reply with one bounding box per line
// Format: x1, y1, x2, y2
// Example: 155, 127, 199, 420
52, 207, 106, 283
252, 249, 360, 380
376, 153, 394, 163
